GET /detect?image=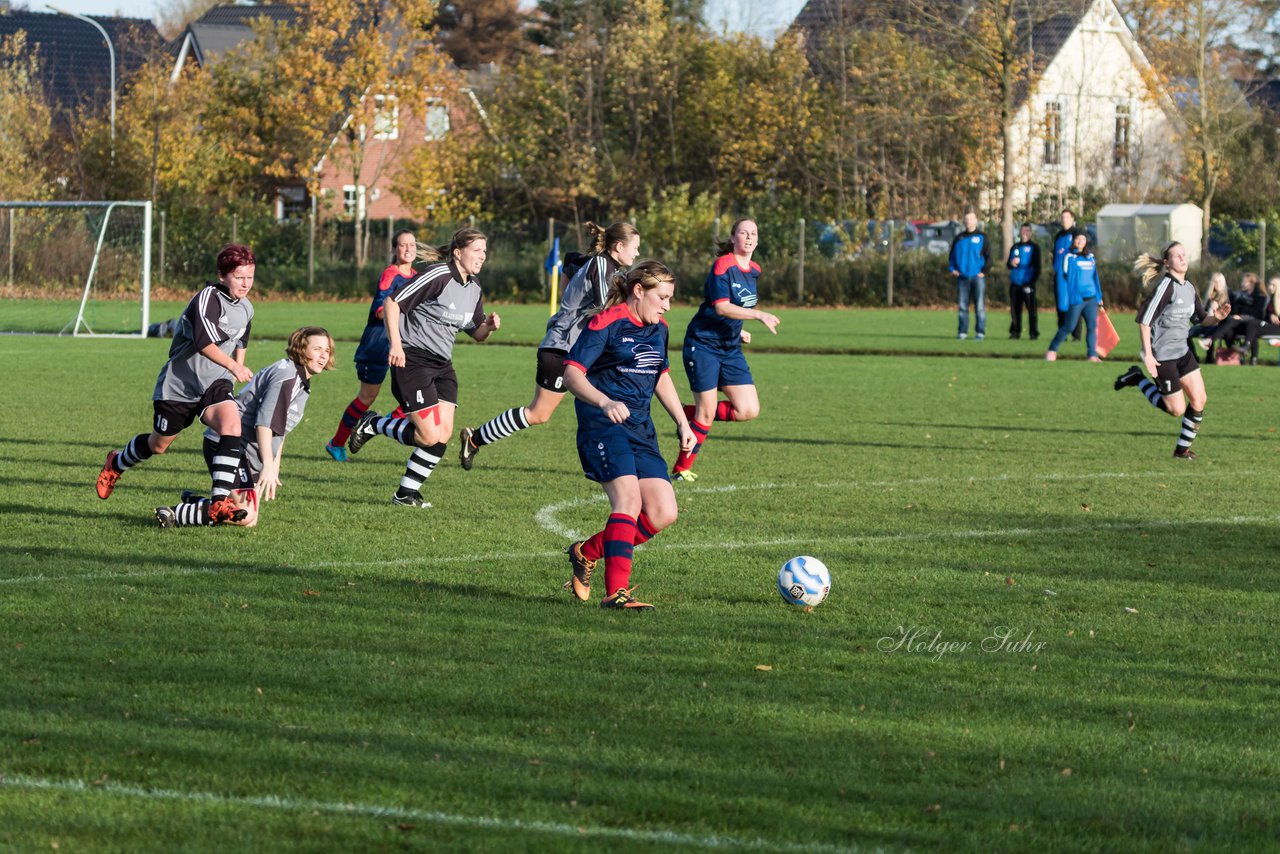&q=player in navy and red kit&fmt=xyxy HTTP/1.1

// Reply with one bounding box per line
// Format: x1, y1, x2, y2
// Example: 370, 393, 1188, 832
457, 221, 641, 470
346, 228, 501, 506
324, 230, 419, 460
562, 261, 696, 610
672, 218, 779, 481
95, 243, 255, 523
